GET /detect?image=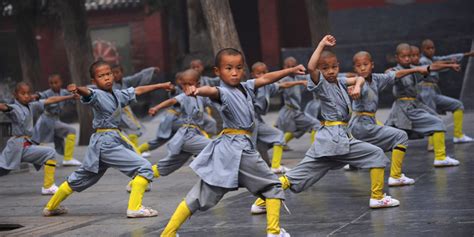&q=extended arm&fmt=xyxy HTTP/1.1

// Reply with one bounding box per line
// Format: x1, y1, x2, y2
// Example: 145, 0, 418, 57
344, 76, 365, 100
148, 98, 178, 116
43, 94, 76, 105
0, 103, 10, 112
135, 82, 173, 96
254, 65, 306, 89
429, 63, 461, 72
185, 86, 219, 101
279, 80, 307, 89
395, 66, 428, 78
